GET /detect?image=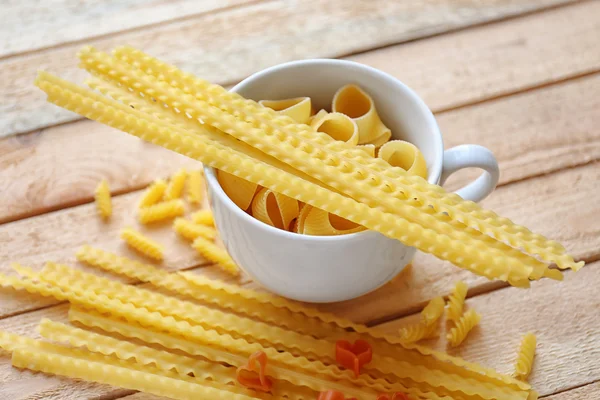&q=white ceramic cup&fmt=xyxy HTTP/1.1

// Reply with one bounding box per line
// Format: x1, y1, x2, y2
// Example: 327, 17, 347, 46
204, 59, 499, 303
